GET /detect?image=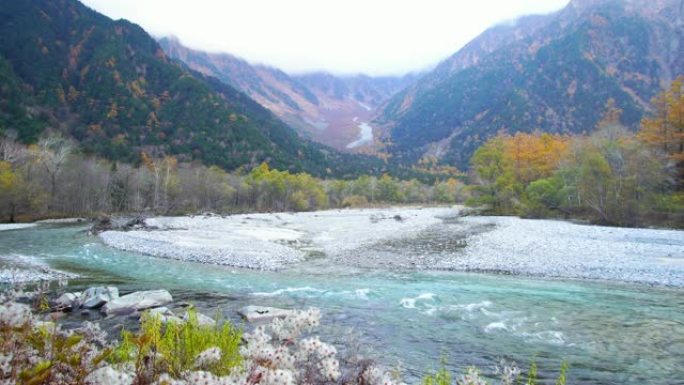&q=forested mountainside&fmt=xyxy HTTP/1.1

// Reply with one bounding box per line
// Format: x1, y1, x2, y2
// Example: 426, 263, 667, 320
0, 0, 386, 177
159, 37, 417, 150
377, 0, 684, 168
